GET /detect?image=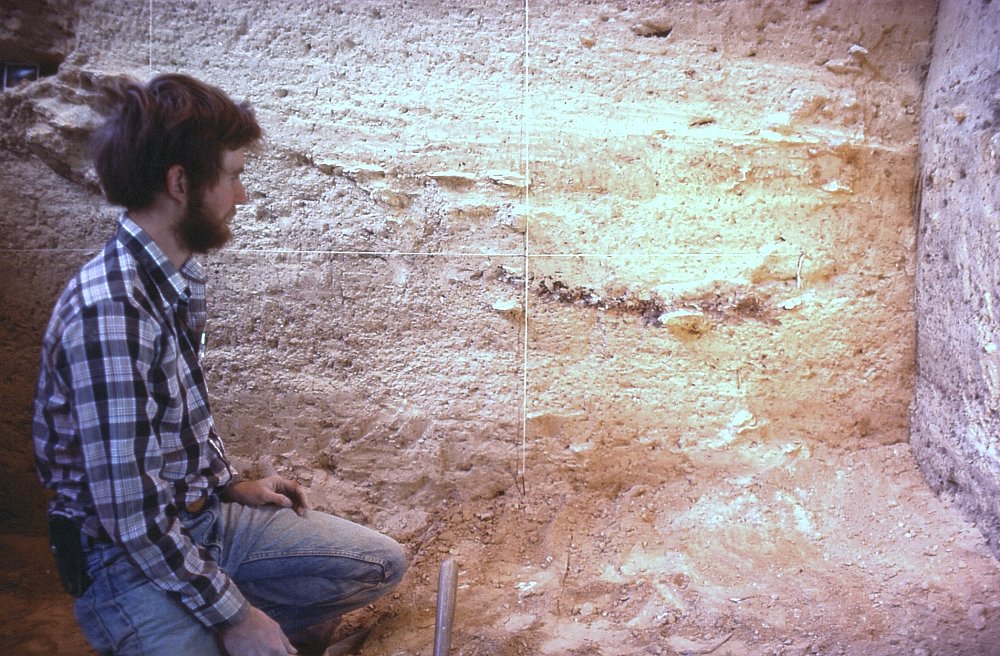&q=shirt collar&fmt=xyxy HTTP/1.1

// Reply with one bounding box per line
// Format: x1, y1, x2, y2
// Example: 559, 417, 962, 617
117, 213, 207, 307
